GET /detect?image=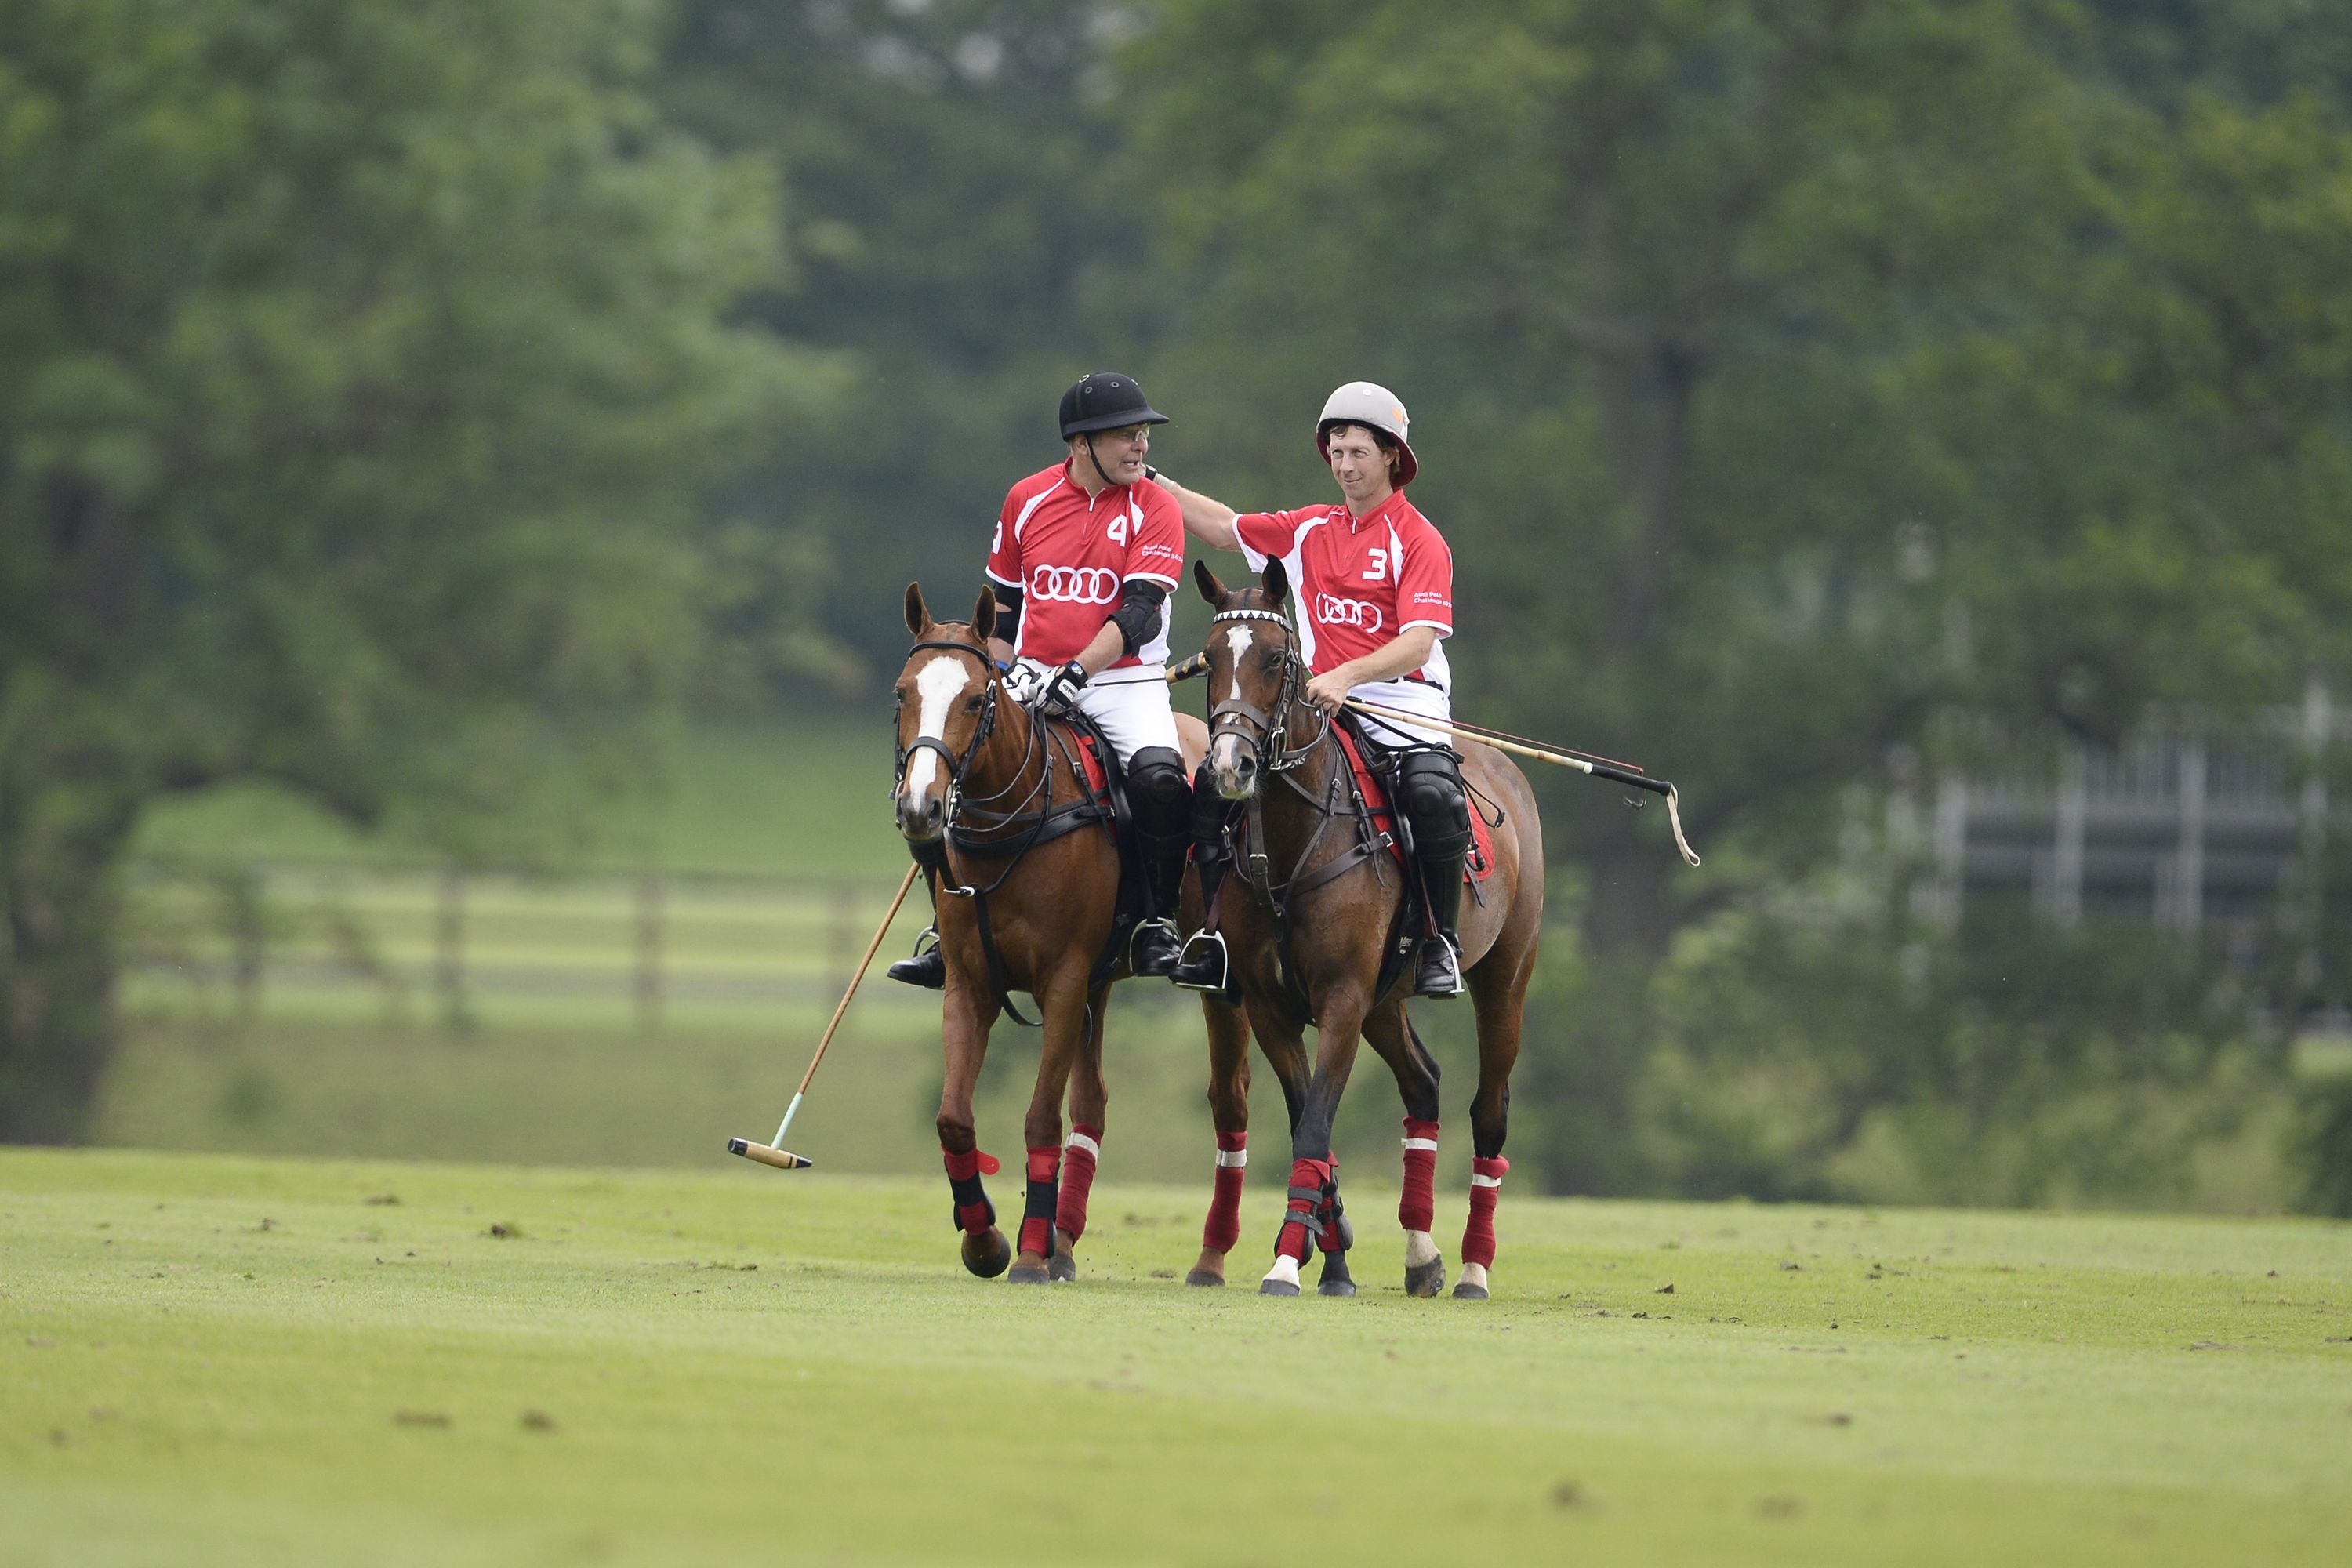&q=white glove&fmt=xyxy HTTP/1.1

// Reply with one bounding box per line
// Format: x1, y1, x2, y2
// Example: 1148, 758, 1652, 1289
1002, 659, 1050, 706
